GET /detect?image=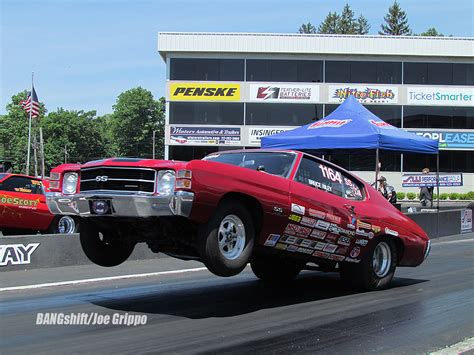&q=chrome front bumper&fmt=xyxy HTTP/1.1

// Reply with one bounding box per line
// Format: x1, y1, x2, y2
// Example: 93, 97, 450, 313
46, 191, 194, 218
